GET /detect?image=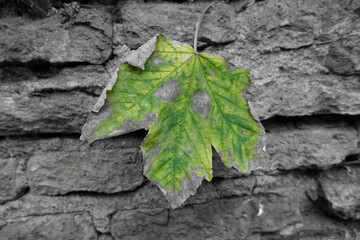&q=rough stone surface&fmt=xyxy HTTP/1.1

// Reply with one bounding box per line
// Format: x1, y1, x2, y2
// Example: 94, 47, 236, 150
0, 158, 28, 204
0, 5, 112, 65
0, 65, 109, 96
0, 135, 145, 196
111, 199, 255, 240
0, 183, 169, 234
310, 165, 360, 220
98, 234, 114, 240
265, 117, 359, 170
0, 0, 62, 19
1, 91, 96, 135
212, 116, 360, 176
27, 147, 144, 195
249, 172, 359, 239
207, 0, 360, 119
245, 74, 360, 119
119, 2, 236, 49
109, 171, 358, 240
184, 175, 256, 206
0, 212, 98, 240
1, 0, 360, 239
0, 65, 108, 135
